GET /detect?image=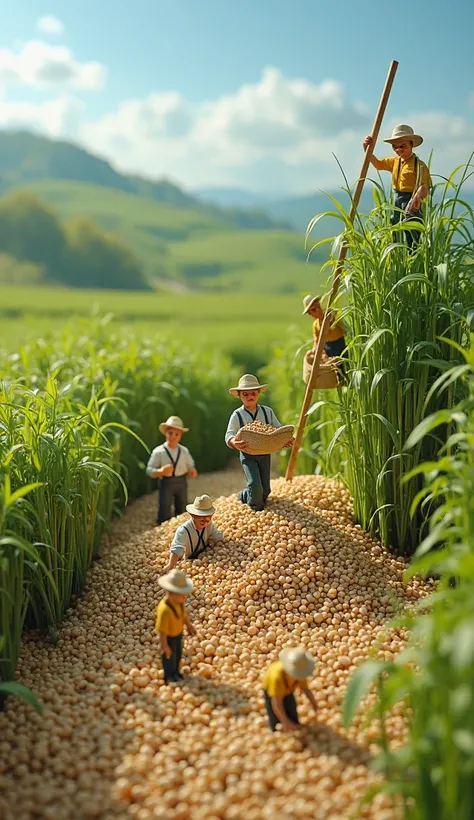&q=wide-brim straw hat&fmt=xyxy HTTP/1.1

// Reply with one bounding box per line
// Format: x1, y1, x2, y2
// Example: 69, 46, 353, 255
229, 374, 268, 397
384, 124, 423, 148
159, 568, 194, 595
302, 294, 321, 315
279, 647, 315, 679
159, 415, 189, 435
186, 494, 216, 517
